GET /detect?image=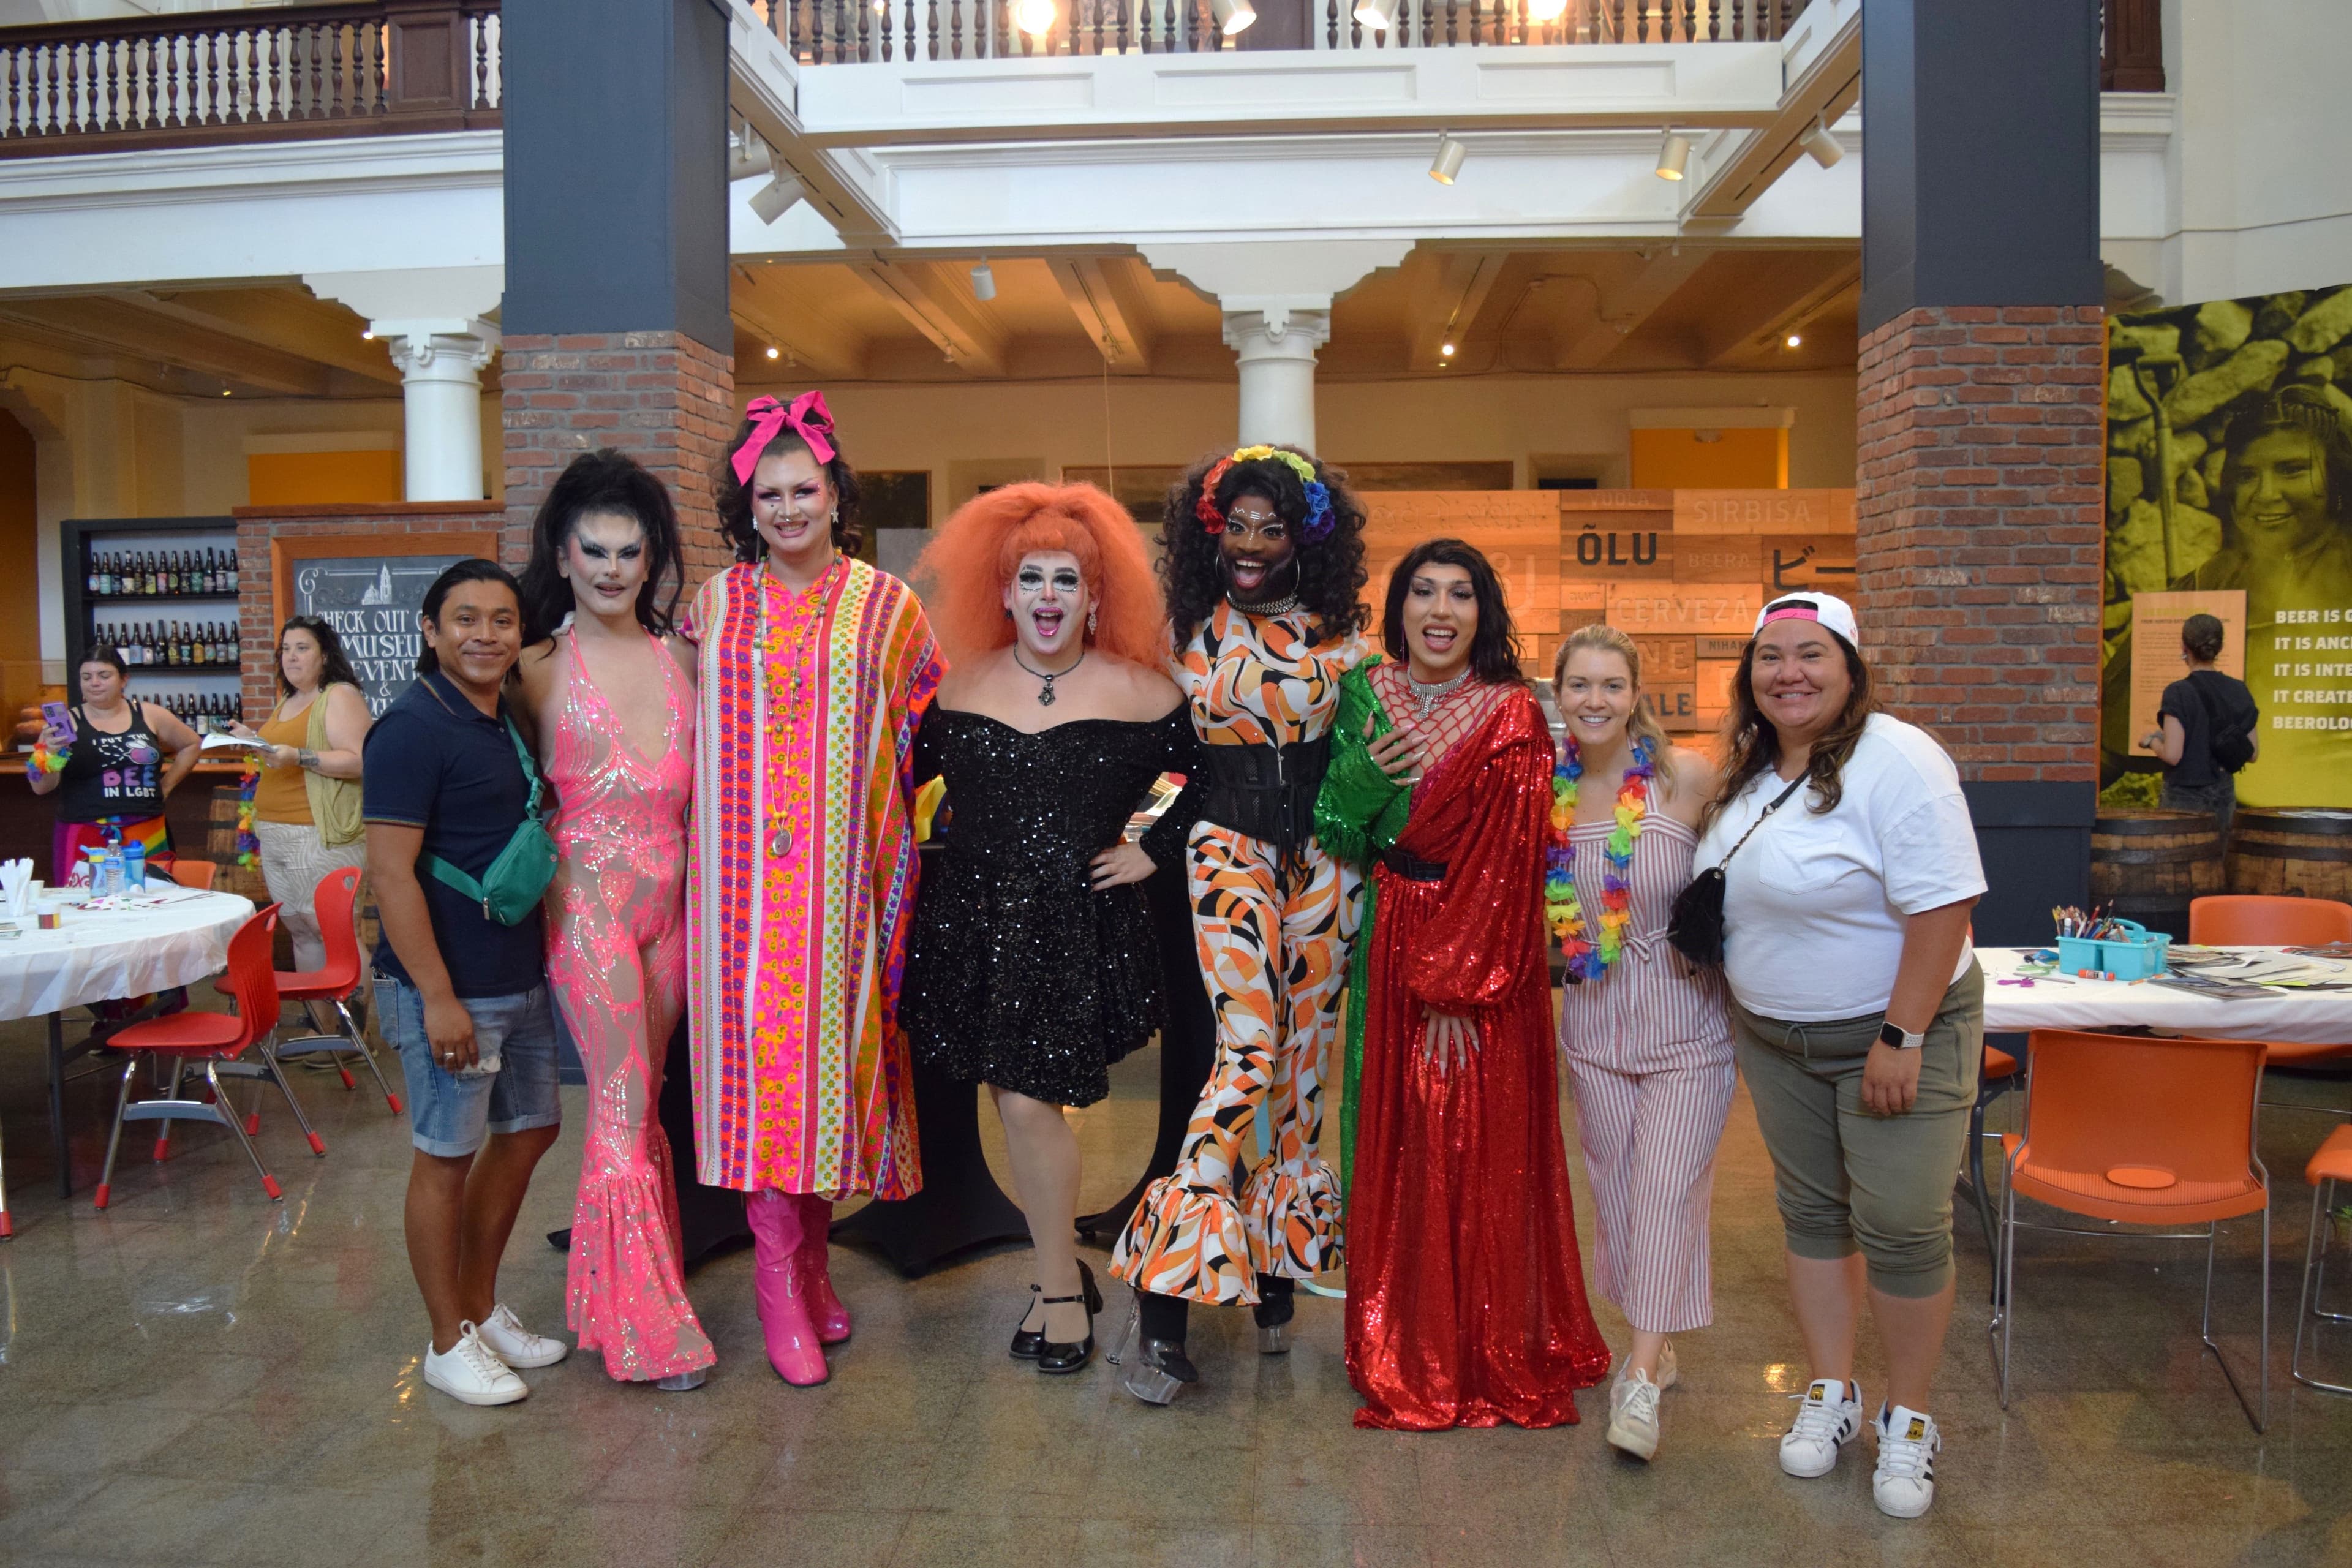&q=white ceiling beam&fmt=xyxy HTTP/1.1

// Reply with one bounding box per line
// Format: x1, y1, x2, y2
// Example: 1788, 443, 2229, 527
1048, 257, 1153, 374
1405, 251, 1507, 373
1551, 248, 1713, 370
1684, 0, 1860, 220
726, 7, 896, 246
731, 264, 867, 380
847, 258, 1009, 377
